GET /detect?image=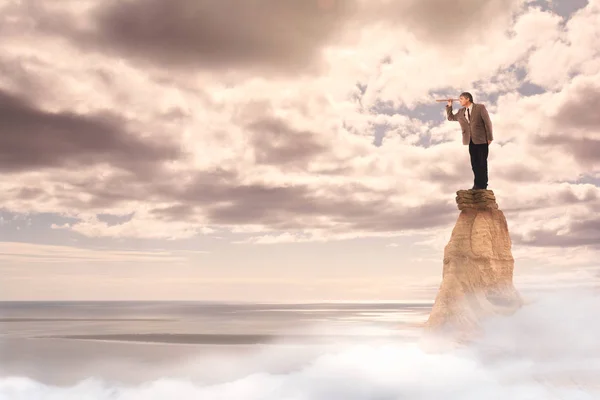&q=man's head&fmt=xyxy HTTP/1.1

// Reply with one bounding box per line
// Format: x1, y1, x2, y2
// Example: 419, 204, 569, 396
459, 92, 473, 107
